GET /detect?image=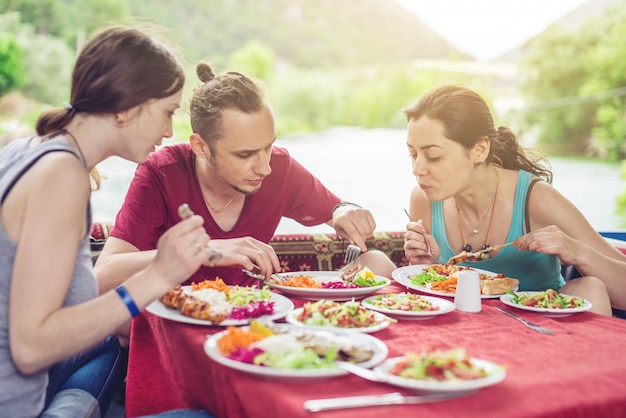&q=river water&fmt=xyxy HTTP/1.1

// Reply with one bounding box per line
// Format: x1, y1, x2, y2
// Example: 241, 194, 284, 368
91, 127, 625, 234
